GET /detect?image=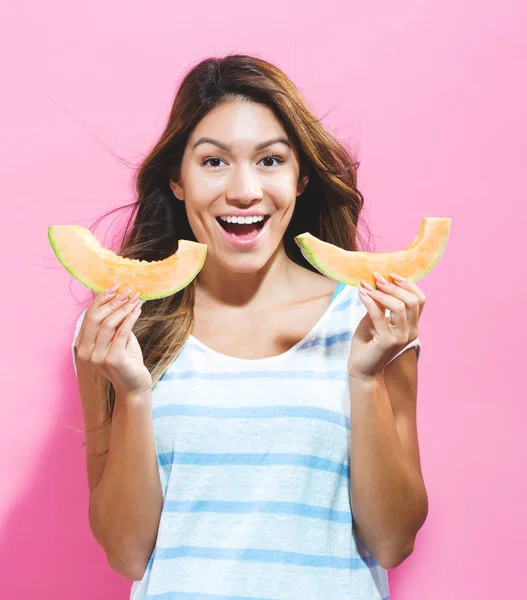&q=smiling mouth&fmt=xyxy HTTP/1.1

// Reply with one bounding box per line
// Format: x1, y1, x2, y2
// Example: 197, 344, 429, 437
216, 215, 270, 236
